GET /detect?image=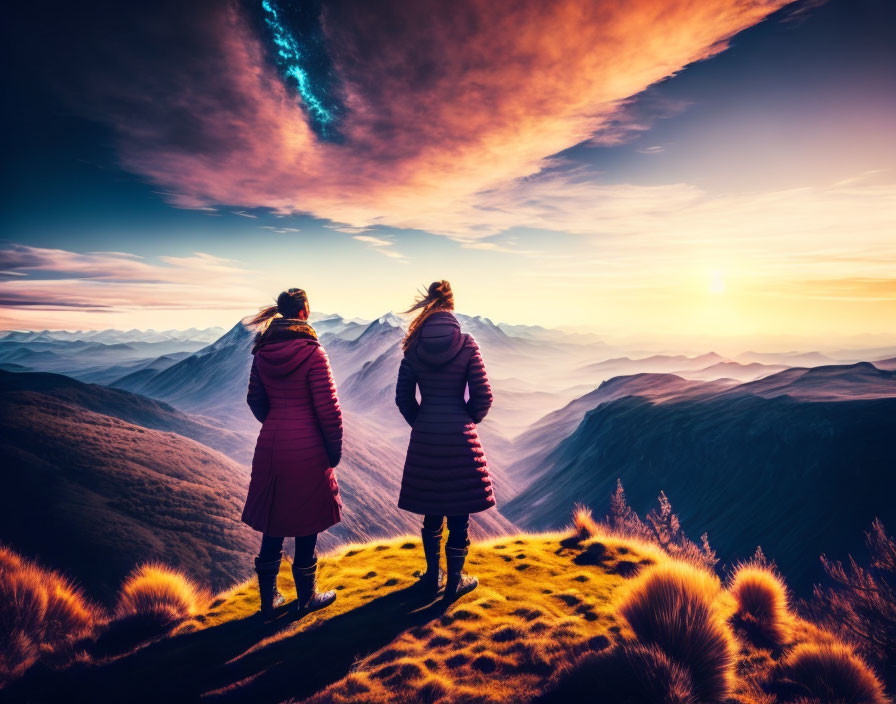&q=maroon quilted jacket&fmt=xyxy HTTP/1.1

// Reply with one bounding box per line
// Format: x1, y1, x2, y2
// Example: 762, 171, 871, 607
241, 322, 343, 537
